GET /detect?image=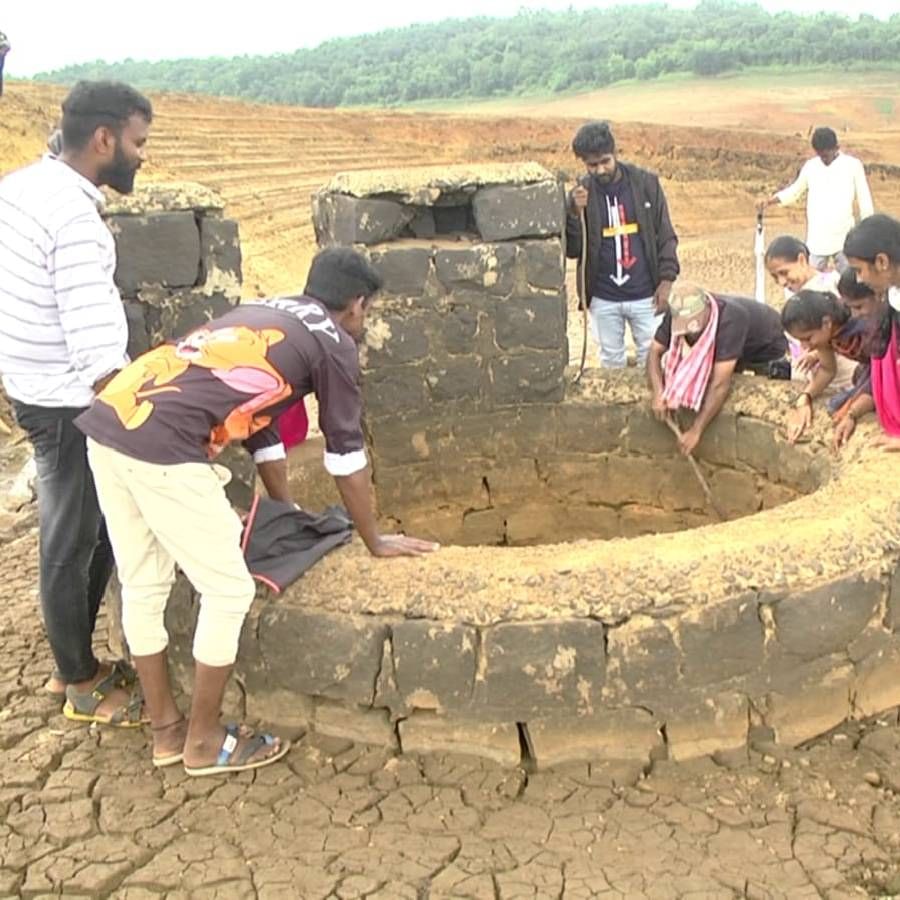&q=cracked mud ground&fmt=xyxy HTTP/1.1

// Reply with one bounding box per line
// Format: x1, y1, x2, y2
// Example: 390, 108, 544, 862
2, 530, 900, 899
